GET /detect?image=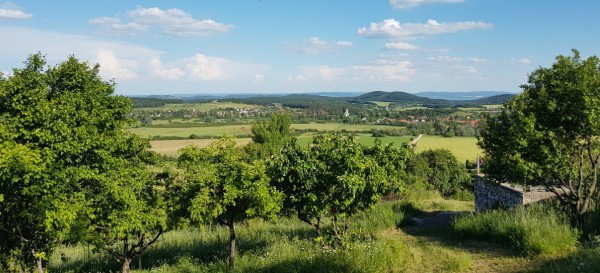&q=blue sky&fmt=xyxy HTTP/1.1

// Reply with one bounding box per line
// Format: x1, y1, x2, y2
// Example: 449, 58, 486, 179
0, 0, 599, 95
